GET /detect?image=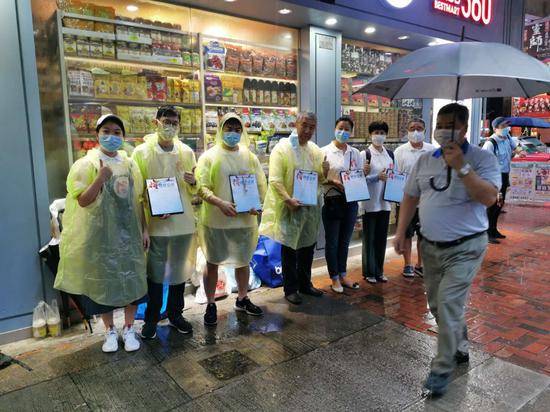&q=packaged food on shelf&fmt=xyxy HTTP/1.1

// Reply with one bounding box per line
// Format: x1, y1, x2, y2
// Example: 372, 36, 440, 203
129, 107, 147, 134
109, 73, 123, 98
205, 110, 219, 133
220, 75, 243, 104
285, 54, 297, 79
76, 36, 90, 57
166, 78, 181, 102
93, 4, 115, 19
136, 75, 148, 100
180, 109, 193, 134
128, 43, 141, 57
290, 83, 297, 107
225, 44, 241, 72
252, 52, 264, 75
94, 22, 114, 34
180, 79, 191, 103
241, 108, 252, 130
205, 41, 226, 71
102, 40, 115, 58
341, 91, 351, 105
182, 51, 192, 67
204, 74, 222, 103
255, 133, 268, 154
282, 83, 291, 106
275, 55, 286, 78
61, 0, 94, 15
261, 110, 276, 131
63, 35, 77, 56
192, 109, 202, 134
191, 79, 200, 104
89, 38, 103, 58
70, 105, 88, 133
287, 112, 297, 129
239, 49, 253, 75
116, 105, 131, 130
257, 80, 265, 105
250, 79, 258, 105
93, 71, 110, 98
249, 108, 262, 133
263, 81, 272, 106
263, 55, 277, 77
192, 52, 200, 68
146, 75, 167, 101
270, 81, 278, 106
63, 17, 94, 31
